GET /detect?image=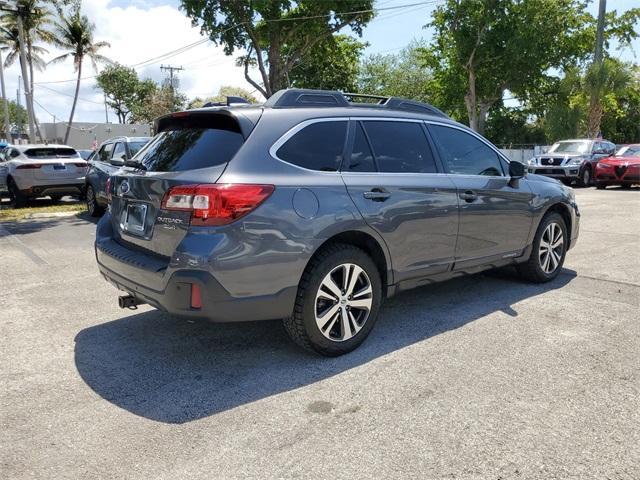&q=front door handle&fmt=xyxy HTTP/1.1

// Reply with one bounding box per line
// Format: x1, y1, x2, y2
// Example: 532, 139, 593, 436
459, 190, 478, 203
363, 188, 391, 202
